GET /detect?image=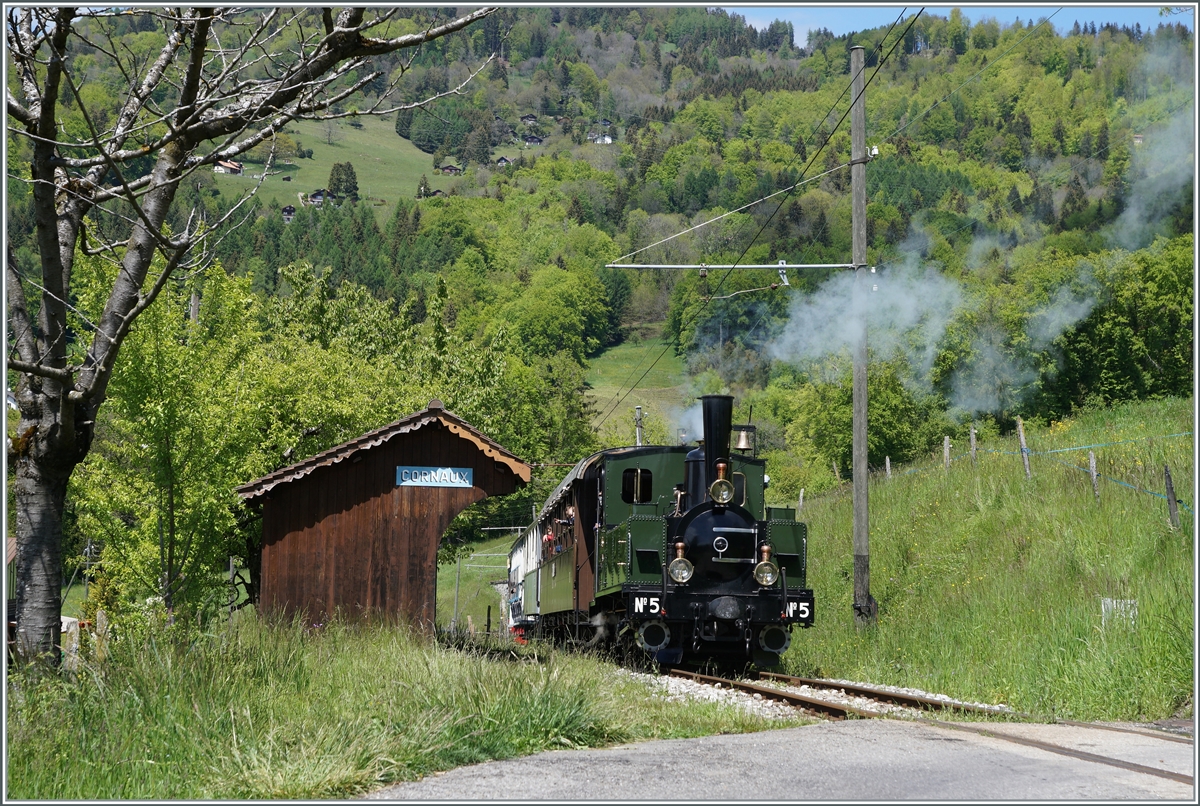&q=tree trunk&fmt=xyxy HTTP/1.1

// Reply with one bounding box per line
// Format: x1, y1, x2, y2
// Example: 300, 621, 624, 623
14, 447, 72, 662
